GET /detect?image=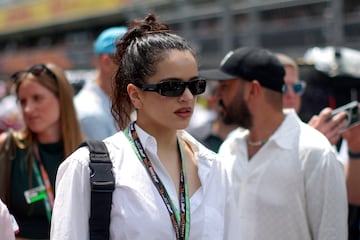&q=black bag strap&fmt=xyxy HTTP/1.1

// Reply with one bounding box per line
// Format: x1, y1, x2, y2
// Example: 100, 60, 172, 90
79, 140, 115, 240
